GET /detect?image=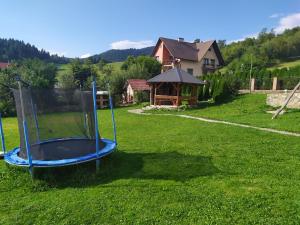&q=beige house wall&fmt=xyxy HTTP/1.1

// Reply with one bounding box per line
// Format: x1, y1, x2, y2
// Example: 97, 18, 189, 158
180, 46, 221, 77
201, 47, 220, 66
180, 60, 203, 76
127, 84, 134, 97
